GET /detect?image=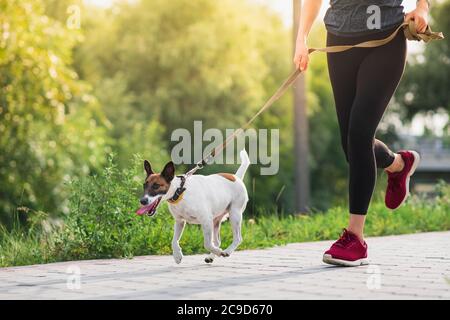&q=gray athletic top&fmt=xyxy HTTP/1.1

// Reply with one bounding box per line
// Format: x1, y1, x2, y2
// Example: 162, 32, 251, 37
324, 0, 405, 36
